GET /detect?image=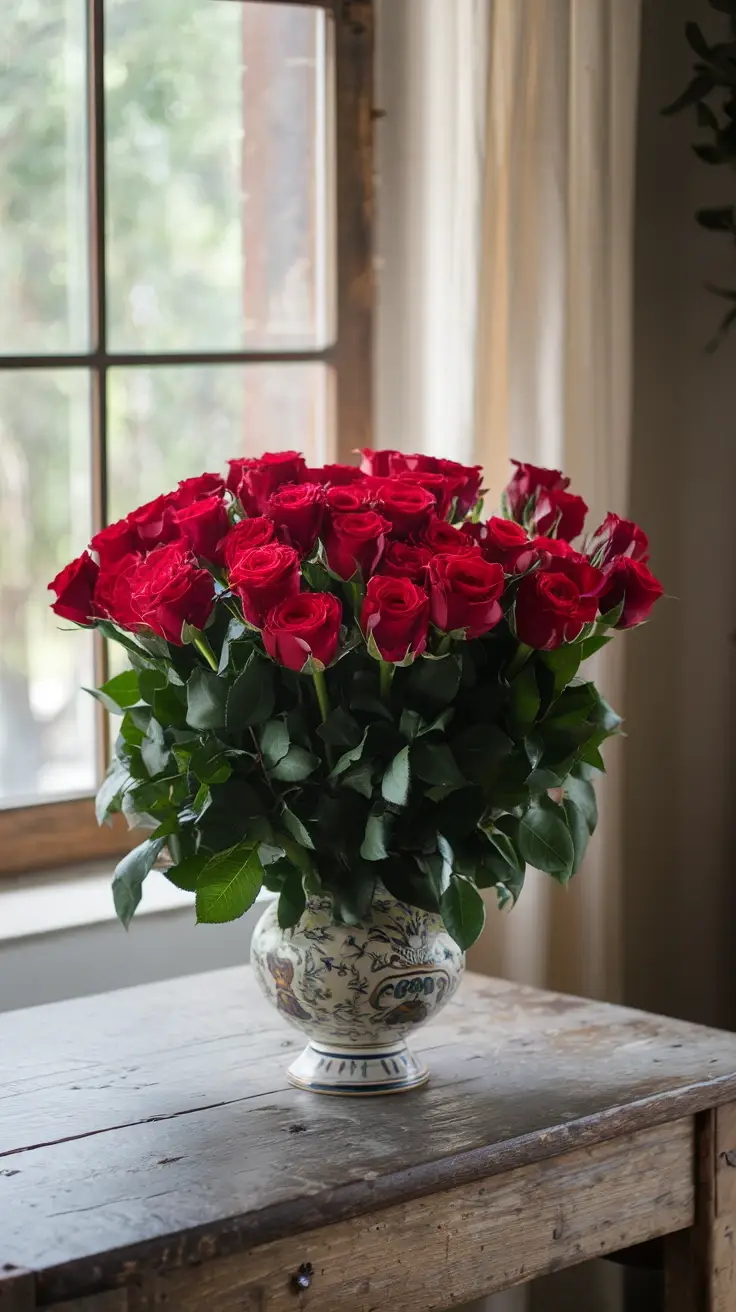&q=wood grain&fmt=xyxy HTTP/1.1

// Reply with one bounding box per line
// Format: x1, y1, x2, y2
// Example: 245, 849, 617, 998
124, 1120, 693, 1312
0, 1269, 35, 1311
3, 972, 736, 1305
0, 800, 139, 879
665, 1104, 736, 1310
